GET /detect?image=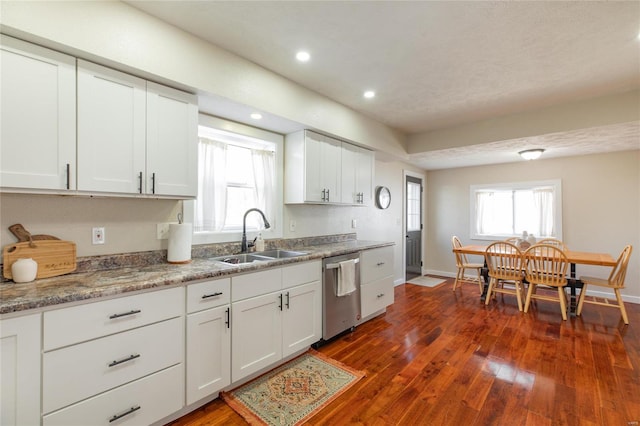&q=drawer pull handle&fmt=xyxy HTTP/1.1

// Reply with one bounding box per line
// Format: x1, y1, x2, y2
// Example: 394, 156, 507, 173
376, 262, 385, 266
285, 292, 290, 309
202, 292, 223, 299
225, 307, 230, 328
109, 309, 141, 319
109, 406, 141, 423
108, 354, 140, 368
377, 293, 385, 298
